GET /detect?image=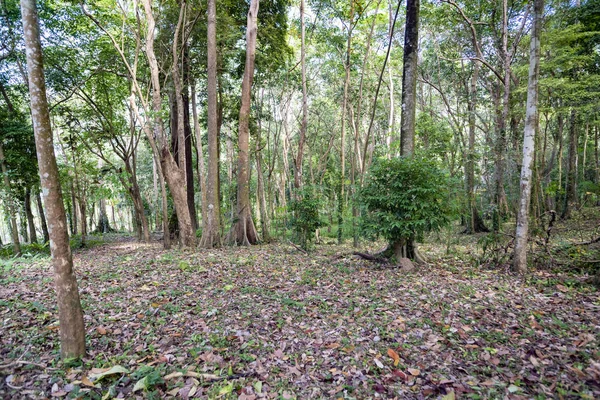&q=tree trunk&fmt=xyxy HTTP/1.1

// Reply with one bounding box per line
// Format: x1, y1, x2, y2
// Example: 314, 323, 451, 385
338, 2, 354, 244
397, 0, 422, 263
228, 0, 260, 246
98, 198, 110, 233
399, 0, 419, 156
199, 0, 222, 248
36, 190, 49, 242
294, 0, 308, 190
70, 183, 77, 236
182, 44, 198, 233
191, 83, 208, 233
140, 0, 194, 247
0, 143, 21, 255
256, 90, 270, 242
21, 0, 85, 358
562, 109, 578, 219
25, 187, 37, 243
514, 0, 542, 274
